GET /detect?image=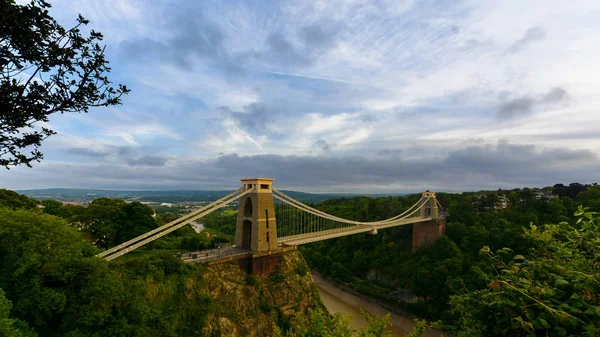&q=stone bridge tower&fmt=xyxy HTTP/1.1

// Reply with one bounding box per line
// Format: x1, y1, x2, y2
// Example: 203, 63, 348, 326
412, 191, 446, 251
235, 178, 278, 253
